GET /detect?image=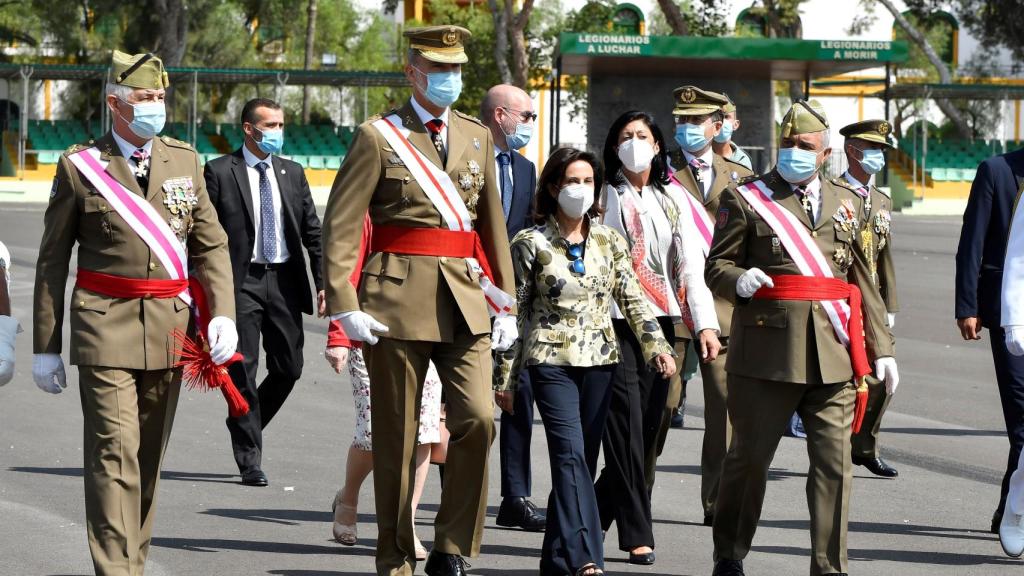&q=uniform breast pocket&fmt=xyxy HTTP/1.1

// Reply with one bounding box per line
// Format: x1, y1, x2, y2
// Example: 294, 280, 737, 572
381, 167, 412, 212
832, 226, 855, 270
742, 306, 788, 329
83, 195, 120, 243
753, 221, 784, 263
